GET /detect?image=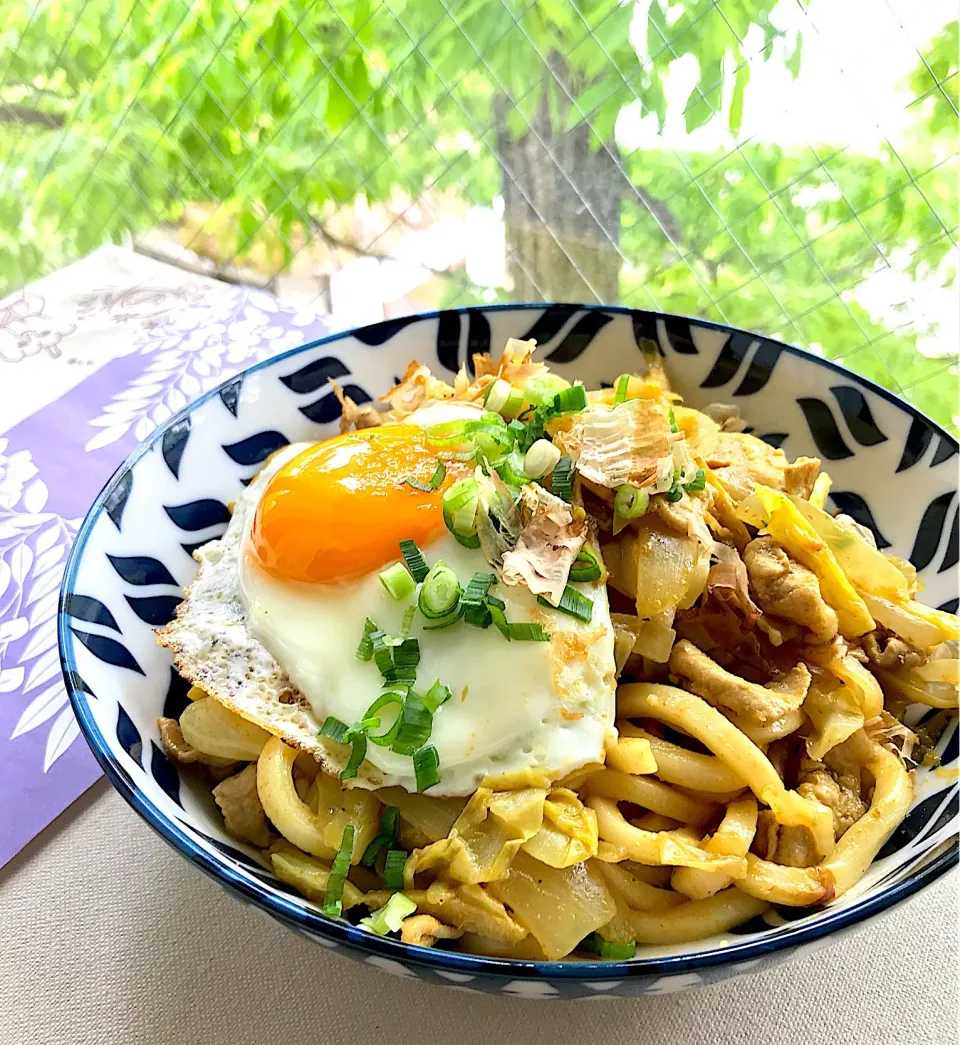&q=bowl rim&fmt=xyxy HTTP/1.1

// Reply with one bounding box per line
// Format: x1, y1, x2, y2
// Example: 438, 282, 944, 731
59, 303, 959, 982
